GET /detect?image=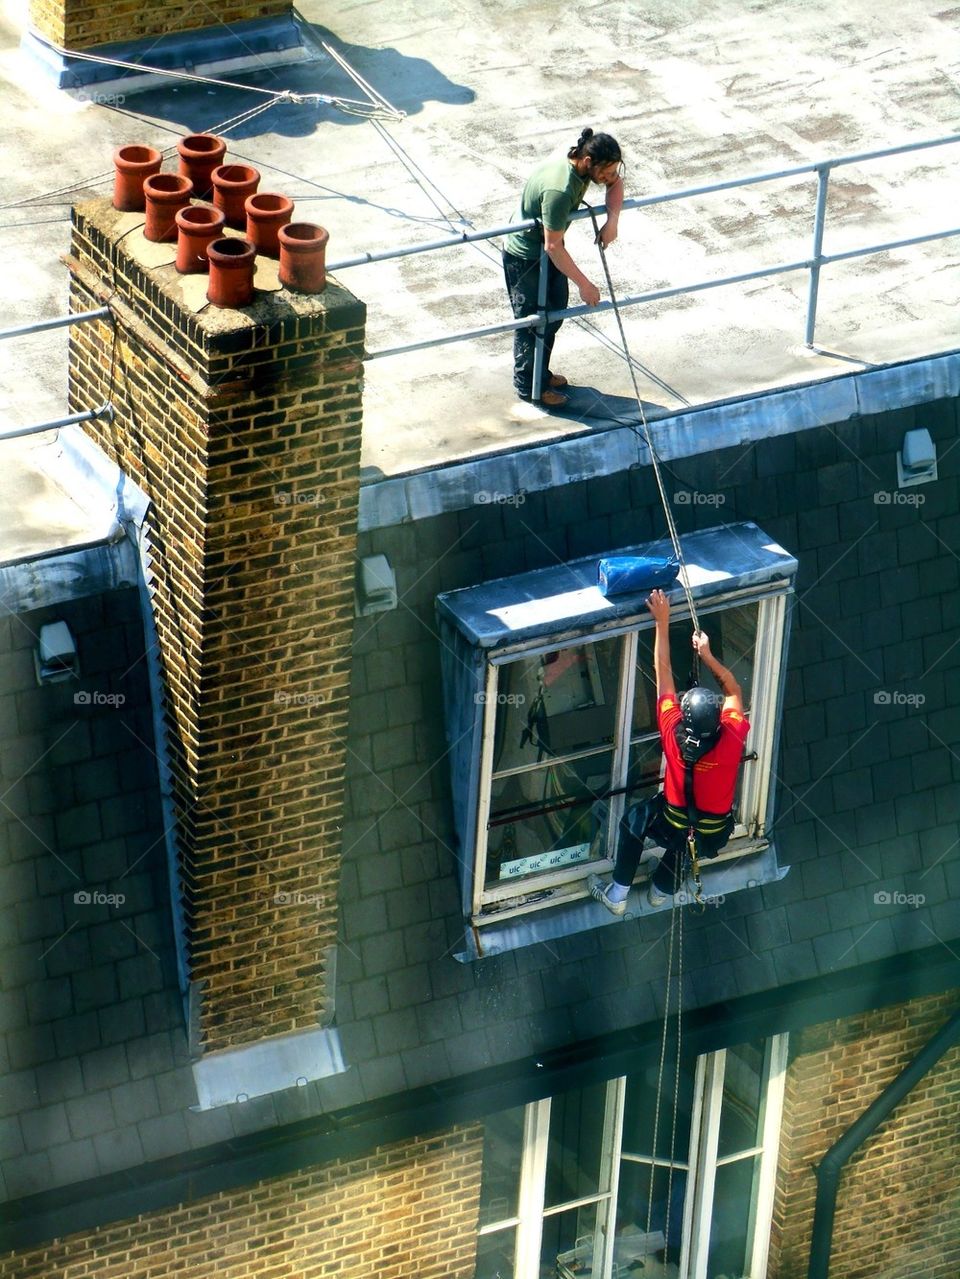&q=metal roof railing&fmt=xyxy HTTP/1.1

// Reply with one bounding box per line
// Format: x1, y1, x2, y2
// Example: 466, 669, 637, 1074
329, 132, 960, 385
2, 134, 957, 417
